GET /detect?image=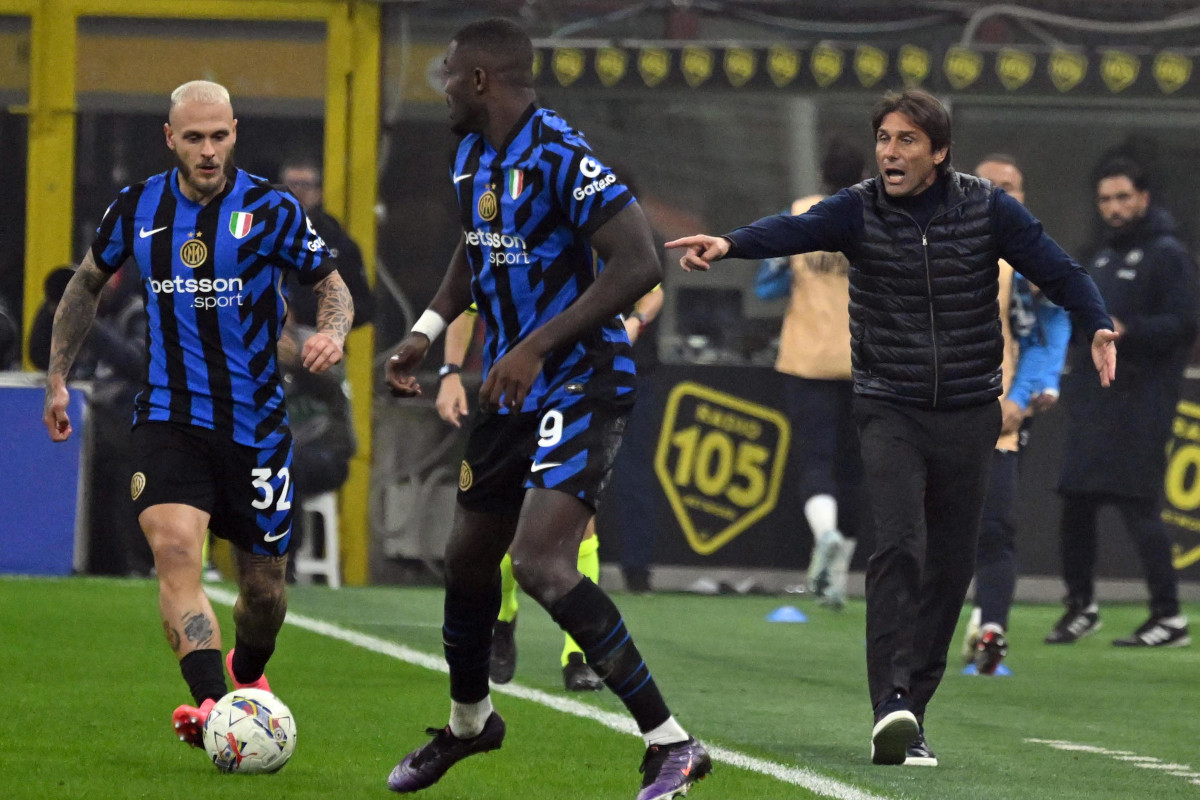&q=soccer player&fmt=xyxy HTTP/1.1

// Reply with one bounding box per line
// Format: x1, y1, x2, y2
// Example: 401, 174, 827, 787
42, 80, 352, 749
438, 293, 659, 691
384, 18, 711, 799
